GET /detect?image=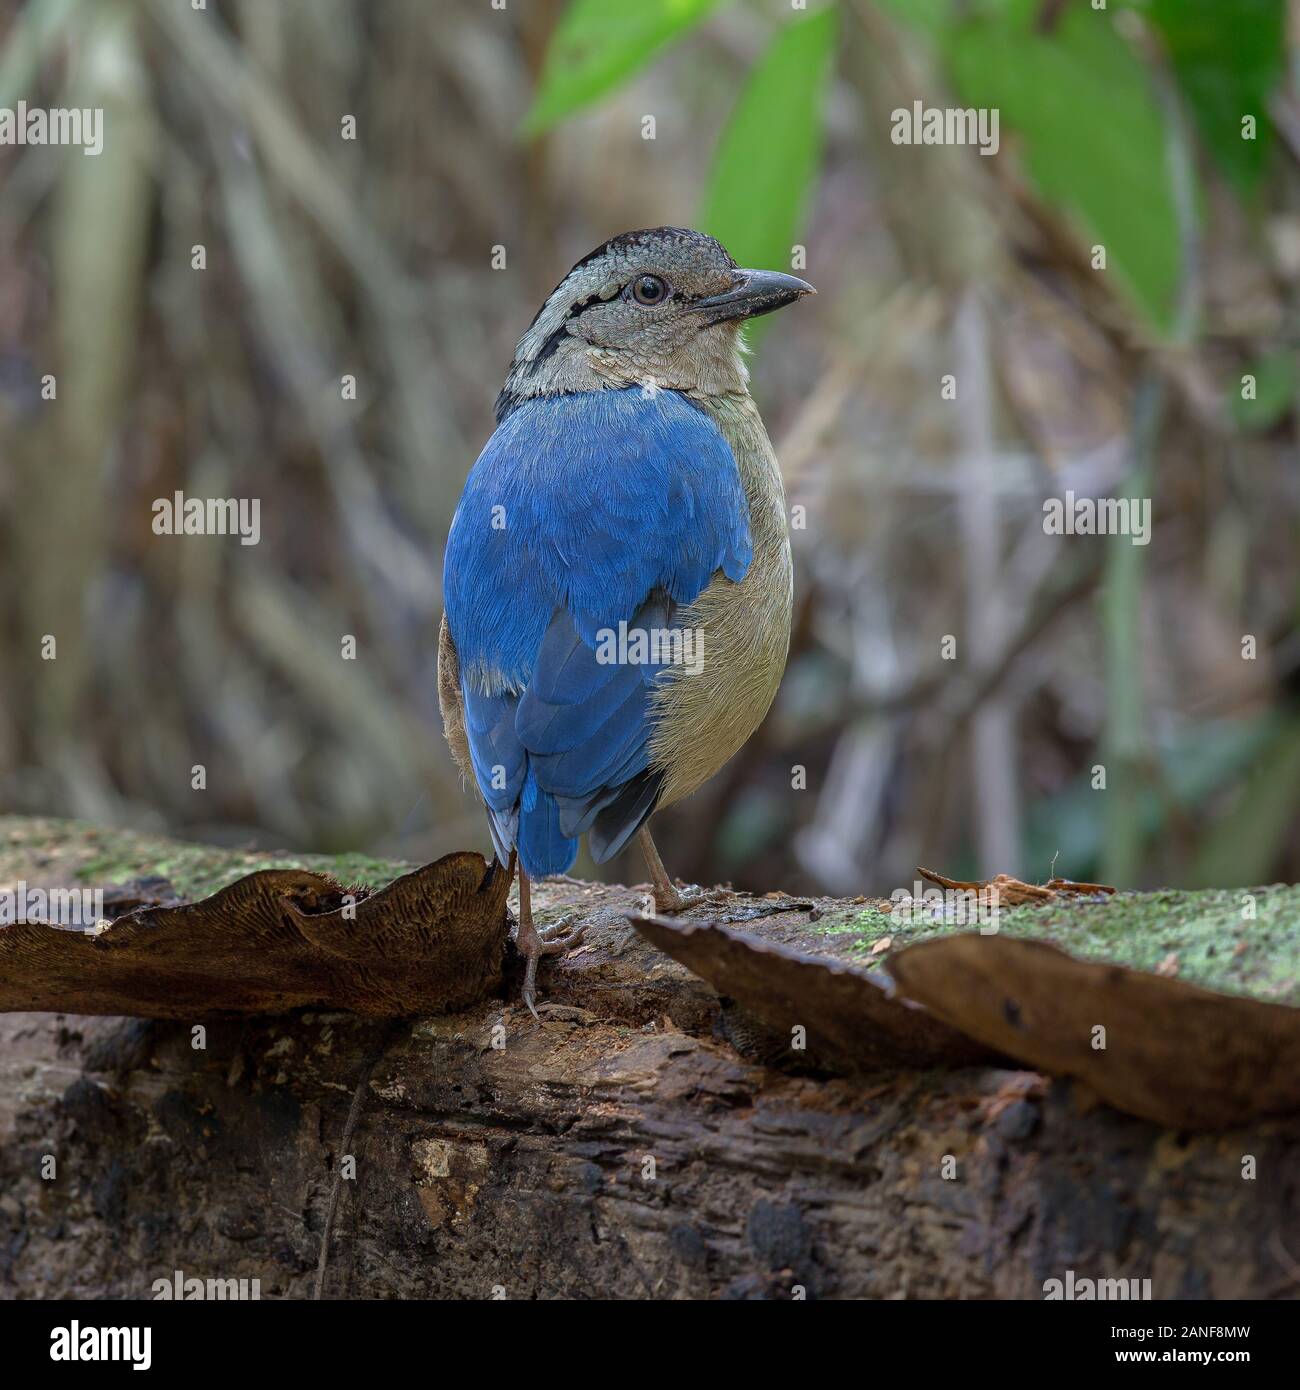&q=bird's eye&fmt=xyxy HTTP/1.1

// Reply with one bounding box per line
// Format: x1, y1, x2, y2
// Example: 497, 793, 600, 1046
629, 274, 668, 306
